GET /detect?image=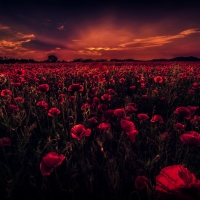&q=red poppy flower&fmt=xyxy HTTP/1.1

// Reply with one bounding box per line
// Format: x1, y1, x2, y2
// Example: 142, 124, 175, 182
1, 89, 12, 97
101, 93, 111, 101
7, 104, 19, 112
98, 104, 108, 112
14, 97, 25, 104
125, 106, 137, 113
109, 78, 115, 84
68, 83, 84, 92
120, 119, 138, 142
190, 116, 200, 125
91, 97, 100, 108
137, 113, 149, 122
37, 84, 49, 93
180, 131, 200, 146
88, 117, 99, 124
0, 137, 11, 147
135, 176, 151, 190
81, 103, 90, 110
188, 89, 195, 95
174, 123, 185, 133
36, 100, 48, 110
152, 89, 158, 95
130, 86, 136, 91
12, 82, 21, 88
16, 69, 25, 75
150, 115, 164, 123
192, 82, 200, 90
69, 95, 76, 102
128, 102, 137, 108
107, 88, 116, 95
156, 165, 200, 200
102, 110, 114, 122
58, 94, 65, 104
194, 116, 200, 122
140, 82, 146, 88
40, 152, 65, 176
33, 77, 40, 83
119, 77, 126, 83
160, 97, 165, 101
97, 123, 111, 132
160, 132, 169, 141
71, 124, 91, 140
187, 106, 199, 115
114, 108, 125, 120
126, 129, 138, 143
154, 76, 163, 83
48, 107, 60, 116
90, 86, 98, 96
142, 94, 148, 99
174, 107, 192, 120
